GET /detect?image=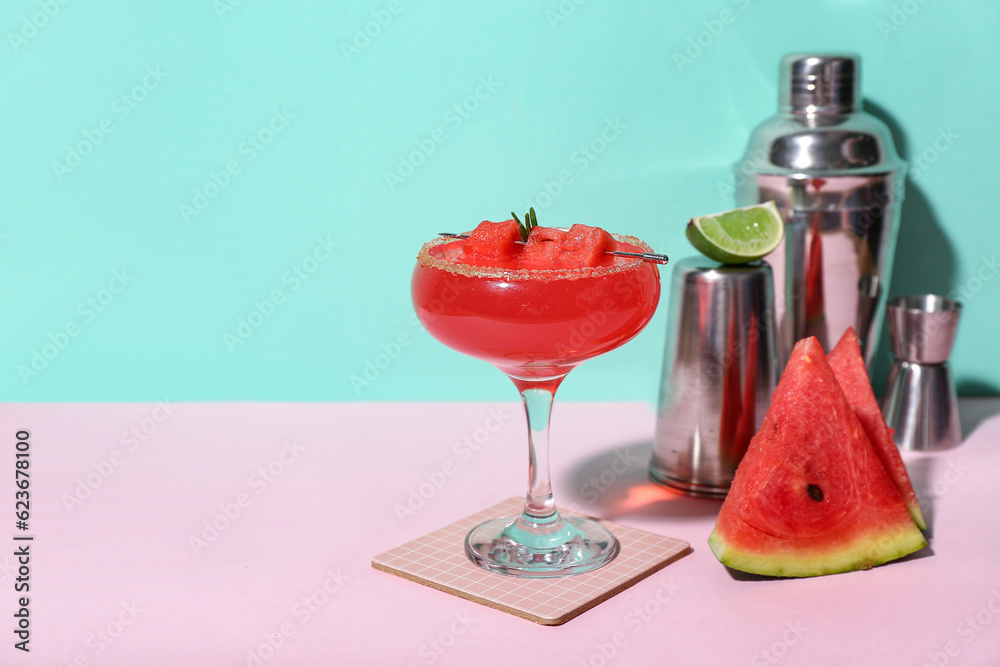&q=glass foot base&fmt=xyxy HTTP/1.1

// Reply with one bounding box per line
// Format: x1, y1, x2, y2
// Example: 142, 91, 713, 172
465, 513, 619, 578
